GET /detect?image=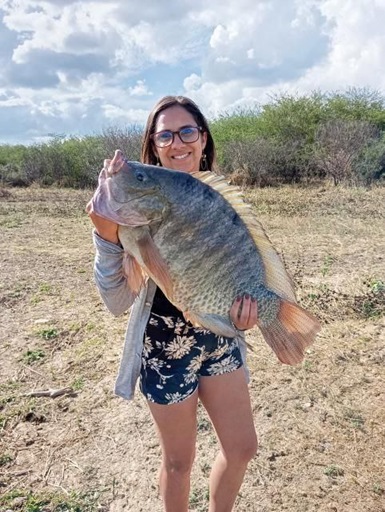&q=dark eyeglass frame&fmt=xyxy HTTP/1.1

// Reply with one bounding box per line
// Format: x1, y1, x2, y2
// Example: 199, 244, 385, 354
151, 125, 203, 148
